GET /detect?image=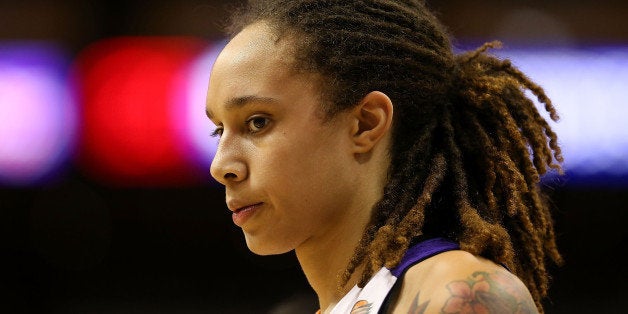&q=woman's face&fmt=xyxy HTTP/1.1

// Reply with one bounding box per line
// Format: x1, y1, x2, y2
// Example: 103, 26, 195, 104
206, 23, 365, 255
